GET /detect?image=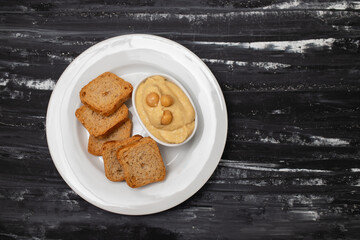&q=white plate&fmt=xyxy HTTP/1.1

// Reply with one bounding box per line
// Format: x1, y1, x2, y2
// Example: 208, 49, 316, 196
46, 34, 228, 215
